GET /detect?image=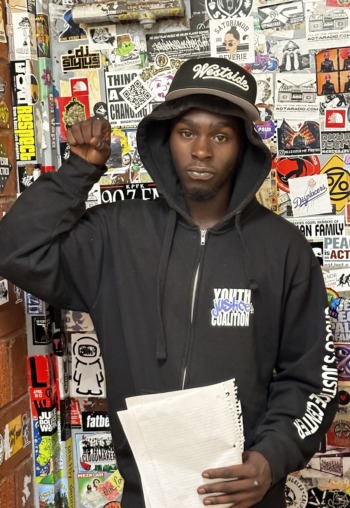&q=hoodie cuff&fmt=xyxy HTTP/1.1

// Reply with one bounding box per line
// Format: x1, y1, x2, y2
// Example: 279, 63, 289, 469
57, 153, 107, 196
249, 433, 304, 486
